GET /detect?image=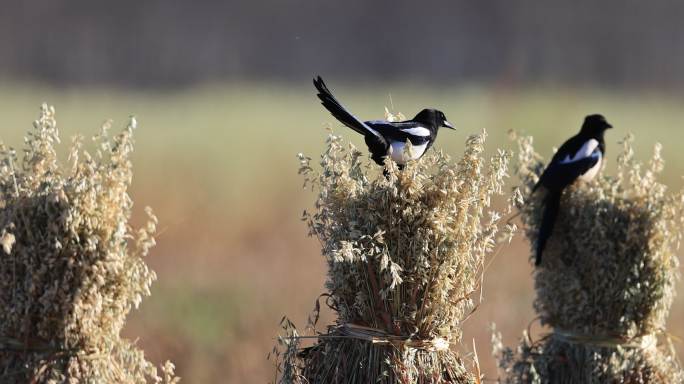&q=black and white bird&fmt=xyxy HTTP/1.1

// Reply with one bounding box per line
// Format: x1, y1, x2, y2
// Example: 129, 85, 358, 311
532, 114, 613, 266
313, 76, 455, 167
